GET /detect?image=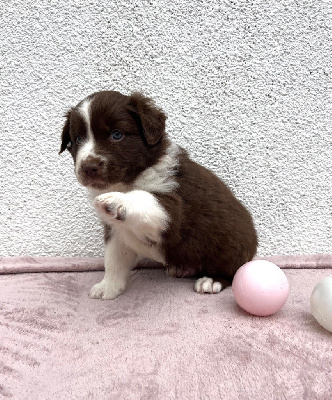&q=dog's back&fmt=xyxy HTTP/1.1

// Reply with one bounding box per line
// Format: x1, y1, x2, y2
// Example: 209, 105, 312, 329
157, 150, 258, 281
